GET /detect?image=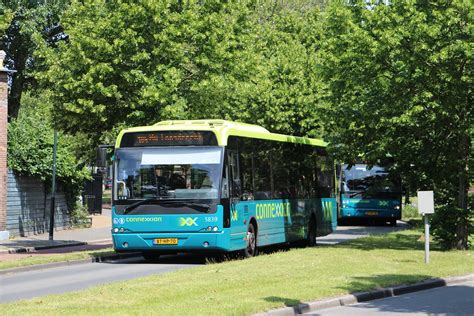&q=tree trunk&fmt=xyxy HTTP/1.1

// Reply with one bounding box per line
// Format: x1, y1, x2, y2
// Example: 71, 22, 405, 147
456, 133, 469, 250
